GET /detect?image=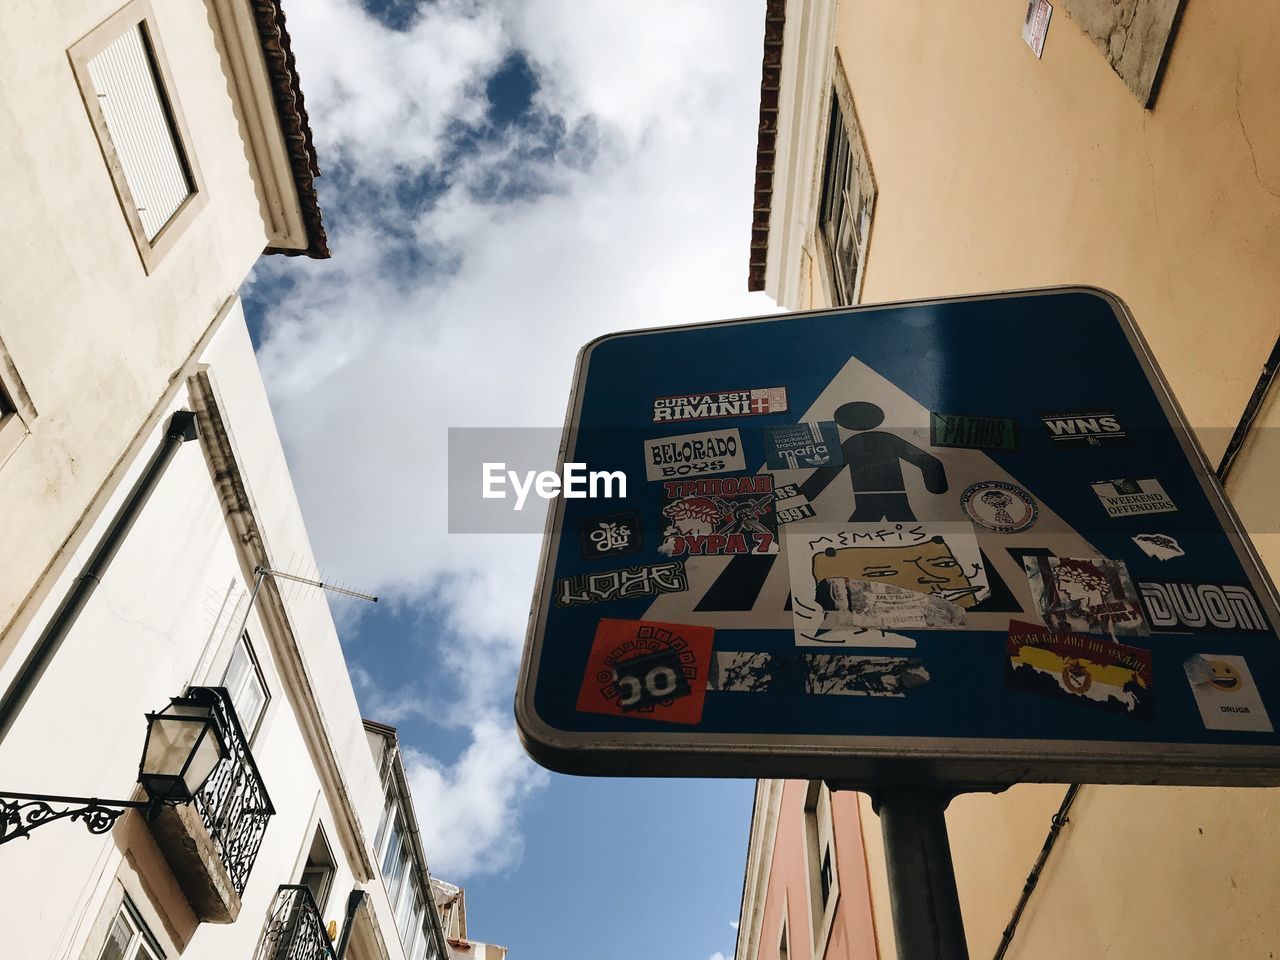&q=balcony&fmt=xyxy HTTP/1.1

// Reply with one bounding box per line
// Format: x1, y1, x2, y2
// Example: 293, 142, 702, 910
148, 686, 273, 922
255, 885, 338, 960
